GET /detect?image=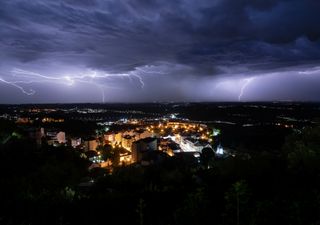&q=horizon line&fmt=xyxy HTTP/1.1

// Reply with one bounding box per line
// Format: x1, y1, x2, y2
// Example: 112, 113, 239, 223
1, 100, 320, 106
